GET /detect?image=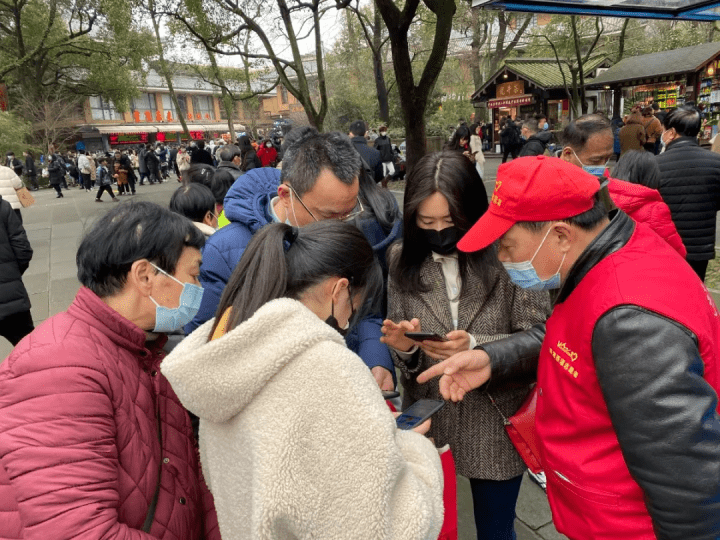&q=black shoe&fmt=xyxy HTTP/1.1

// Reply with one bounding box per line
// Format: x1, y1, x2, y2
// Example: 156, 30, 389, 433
56, 193, 64, 198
